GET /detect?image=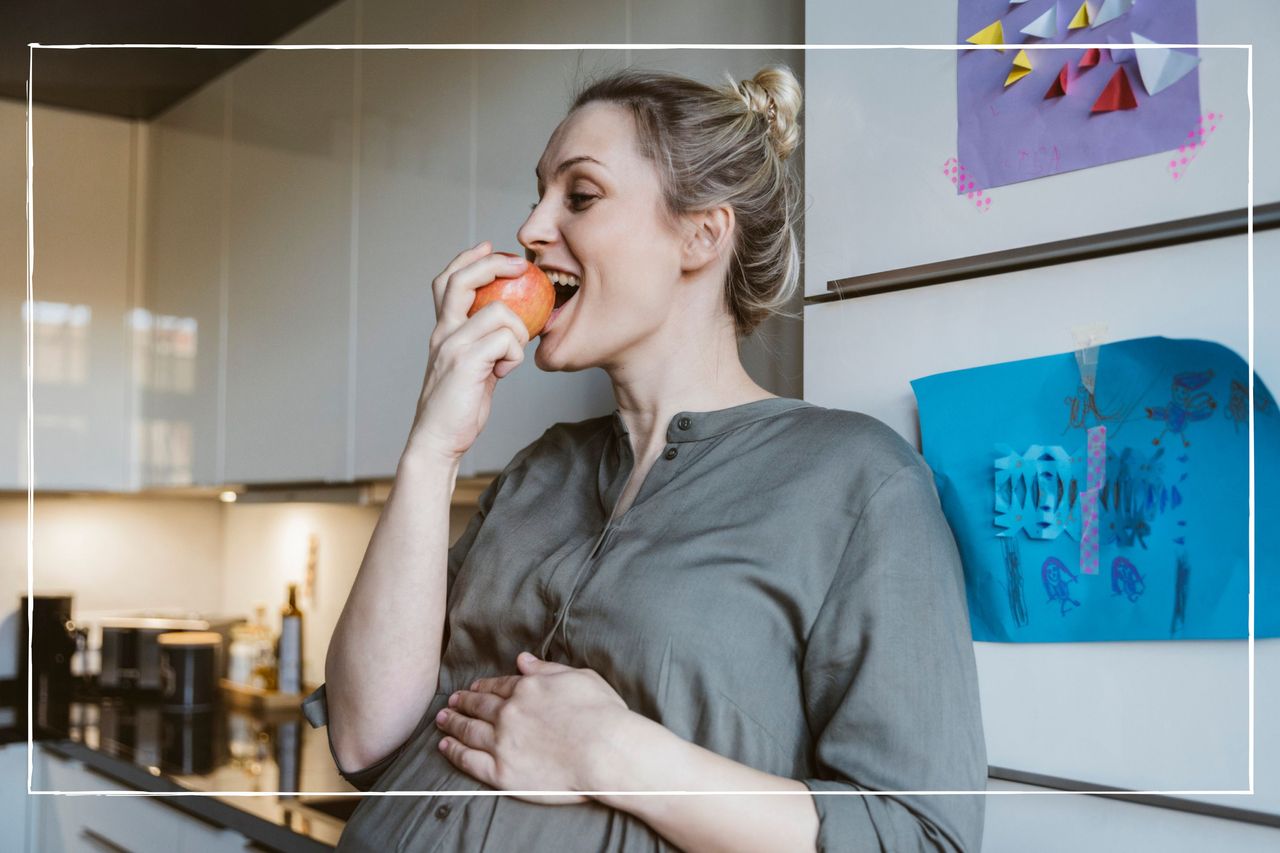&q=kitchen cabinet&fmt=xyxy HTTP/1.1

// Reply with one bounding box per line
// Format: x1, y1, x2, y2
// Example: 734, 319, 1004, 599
31, 745, 252, 853
222, 2, 357, 484
4, 104, 138, 491
140, 80, 228, 488
351, 44, 473, 480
